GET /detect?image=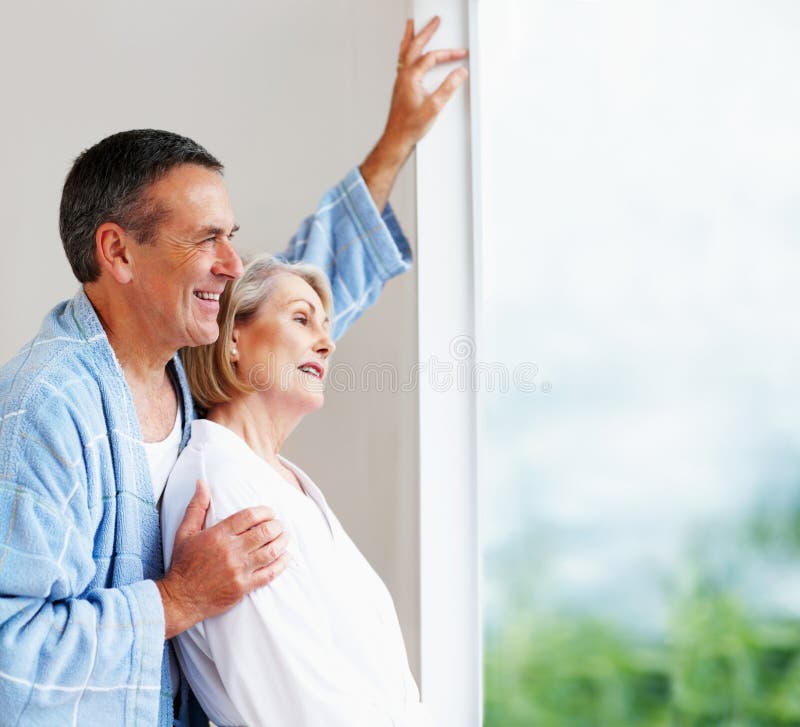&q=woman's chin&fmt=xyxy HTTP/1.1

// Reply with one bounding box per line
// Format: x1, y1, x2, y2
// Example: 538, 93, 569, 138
292, 391, 325, 416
